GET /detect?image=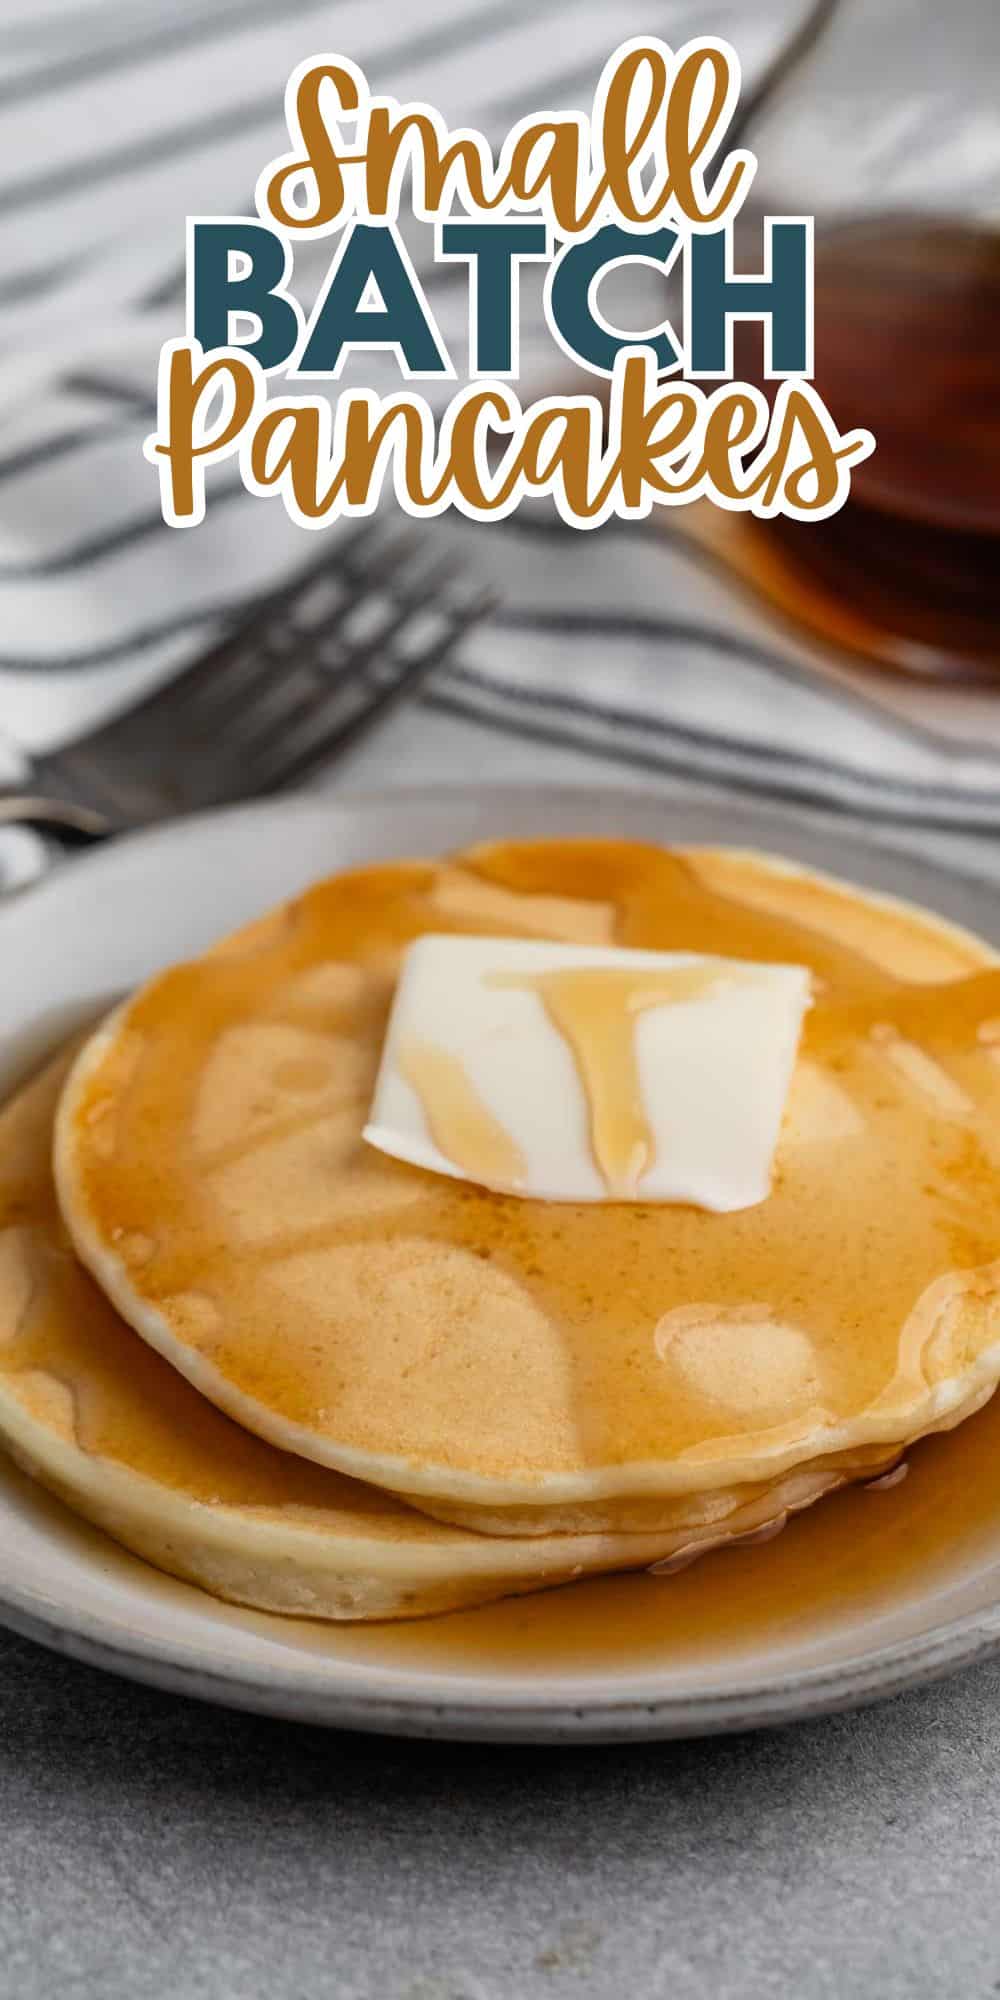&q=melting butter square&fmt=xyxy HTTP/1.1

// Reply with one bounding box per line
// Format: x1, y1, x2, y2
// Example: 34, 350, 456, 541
363, 936, 811, 1209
